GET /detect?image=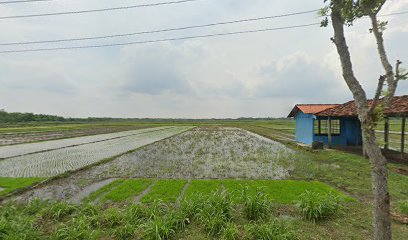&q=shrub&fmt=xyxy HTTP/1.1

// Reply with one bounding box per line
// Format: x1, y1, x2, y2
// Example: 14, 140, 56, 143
241, 187, 271, 221
296, 191, 340, 222
245, 220, 294, 240
397, 200, 408, 215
